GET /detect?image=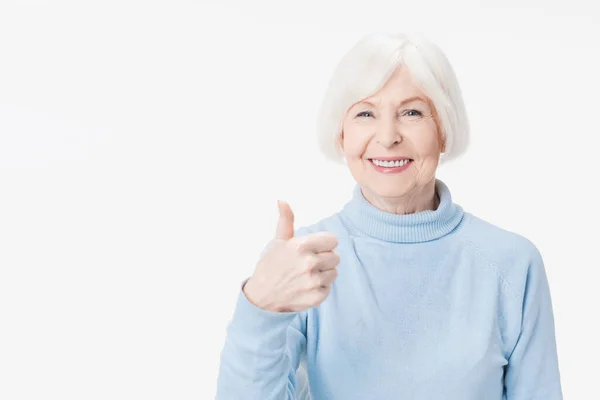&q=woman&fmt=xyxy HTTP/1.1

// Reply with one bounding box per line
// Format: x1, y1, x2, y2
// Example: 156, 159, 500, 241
216, 32, 562, 399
